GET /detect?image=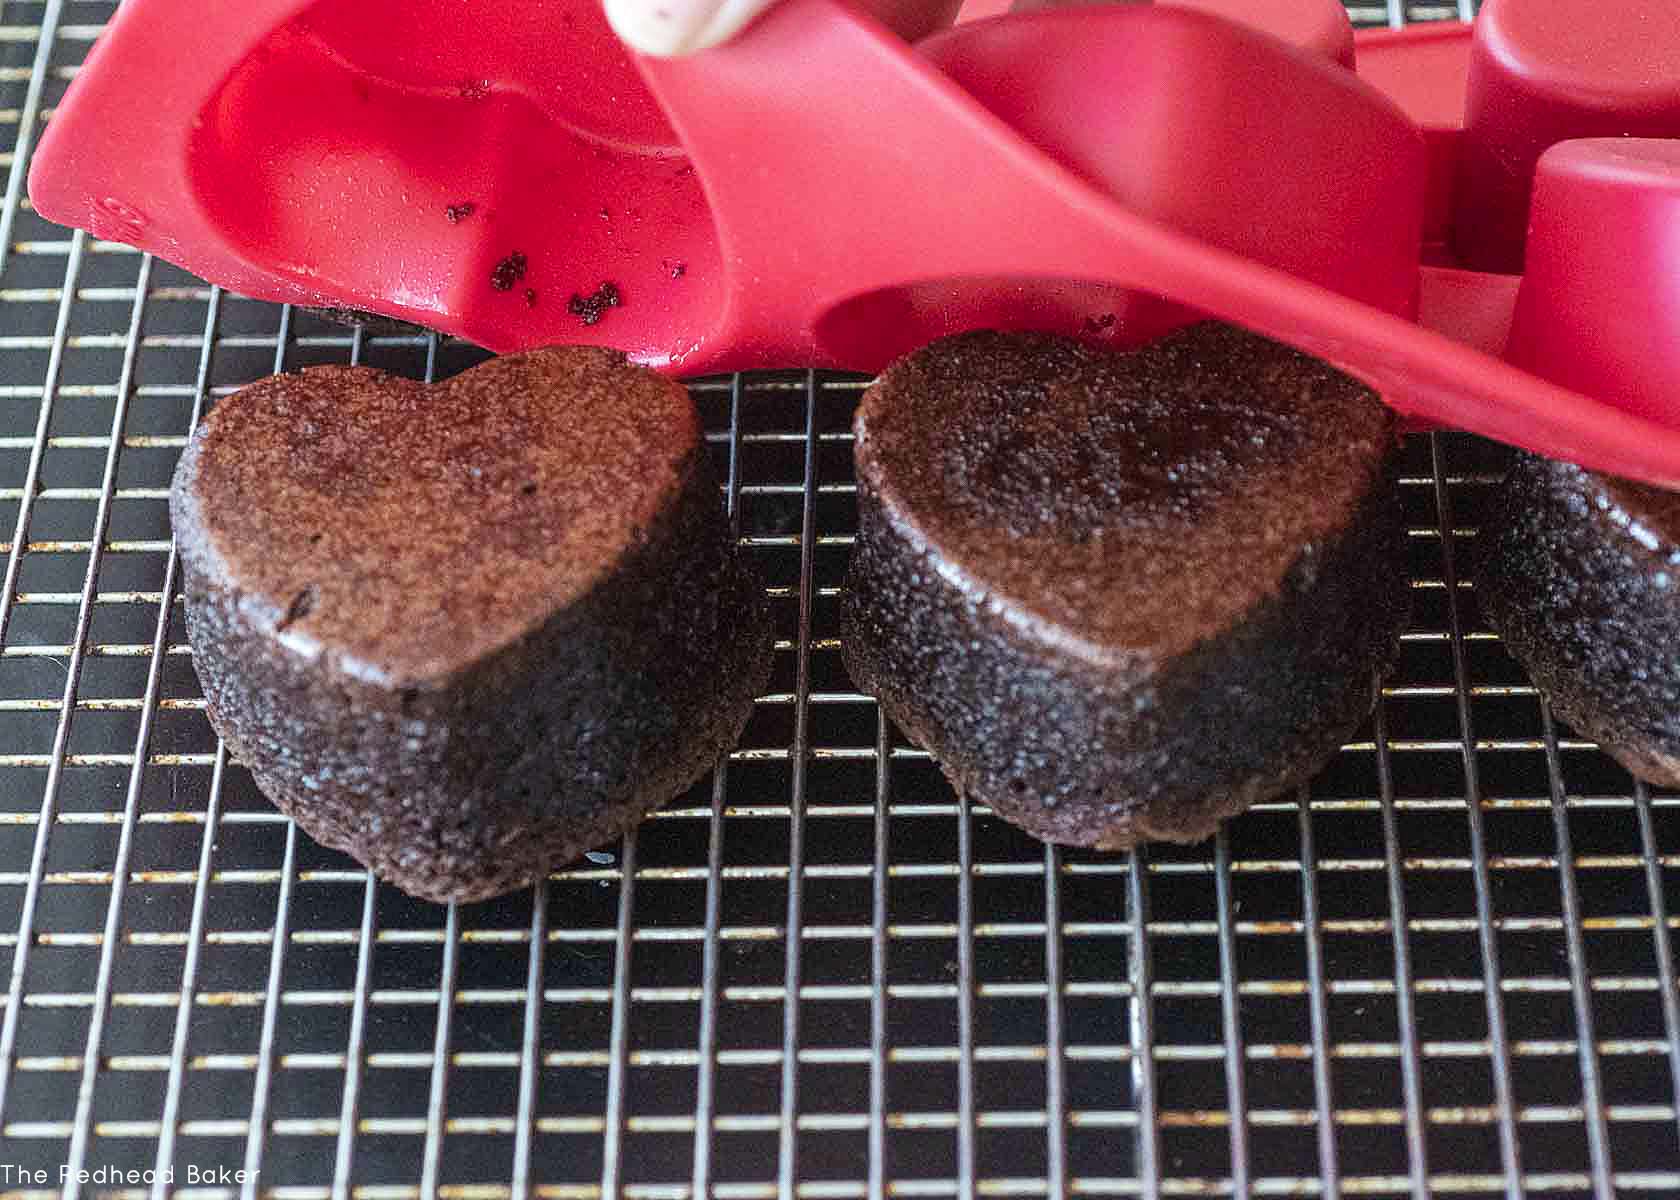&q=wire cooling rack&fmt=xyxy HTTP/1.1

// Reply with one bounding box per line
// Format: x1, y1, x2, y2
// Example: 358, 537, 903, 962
3, 1, 1679, 1197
